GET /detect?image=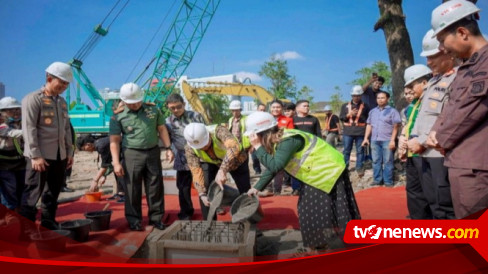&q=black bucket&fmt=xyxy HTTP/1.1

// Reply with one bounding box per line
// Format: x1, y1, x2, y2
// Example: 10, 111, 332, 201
84, 210, 112, 231
30, 230, 71, 257
208, 181, 240, 207
230, 194, 264, 224
60, 219, 92, 242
